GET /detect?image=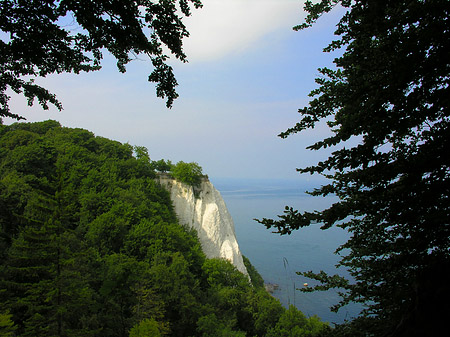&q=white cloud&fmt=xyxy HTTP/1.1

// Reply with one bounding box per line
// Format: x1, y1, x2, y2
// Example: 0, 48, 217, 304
182, 0, 305, 62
